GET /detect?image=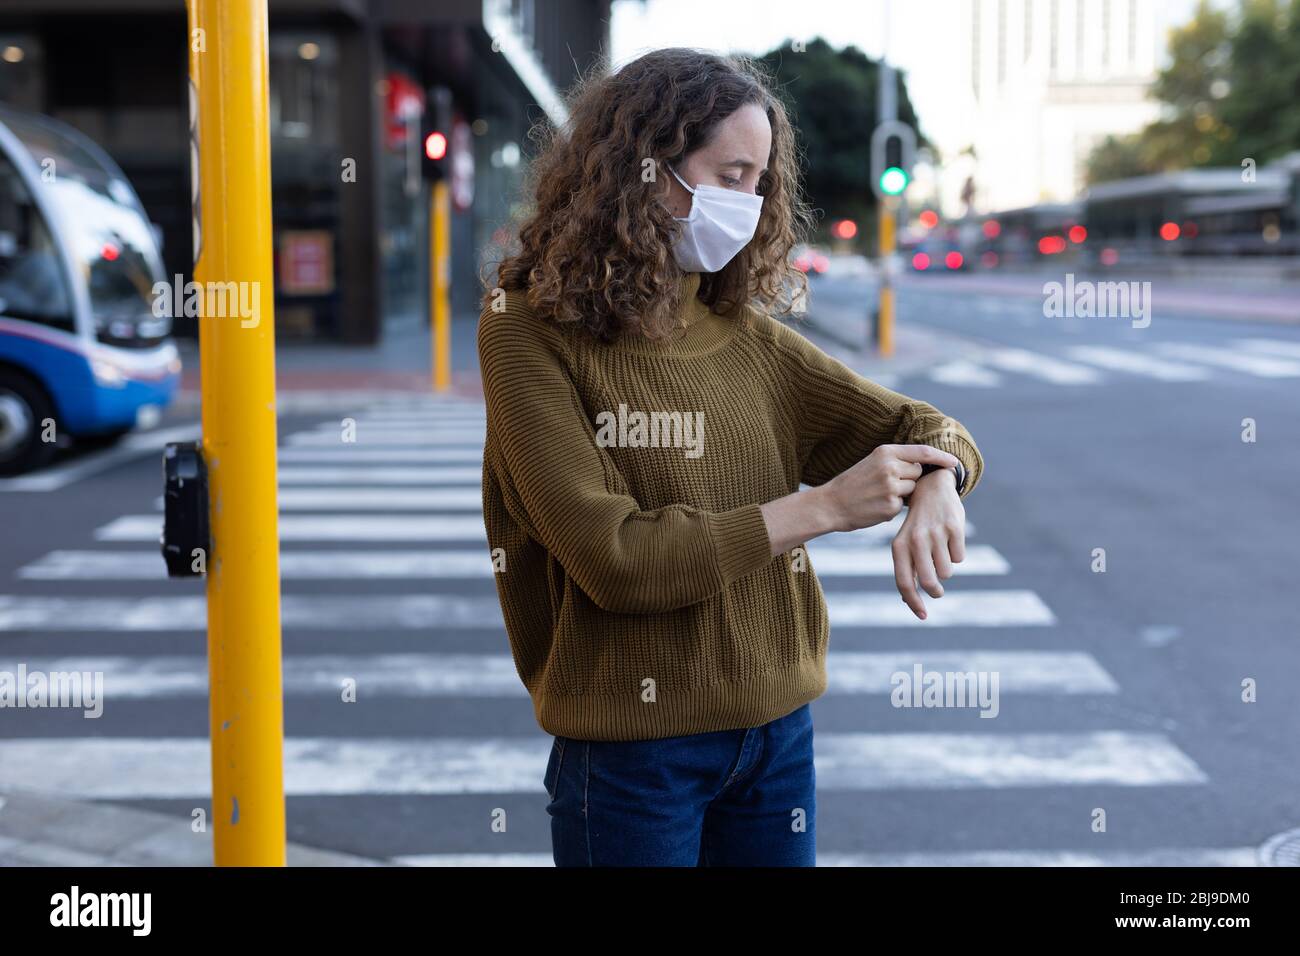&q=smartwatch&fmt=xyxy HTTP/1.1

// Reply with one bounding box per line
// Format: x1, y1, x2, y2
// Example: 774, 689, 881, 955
917, 459, 967, 495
